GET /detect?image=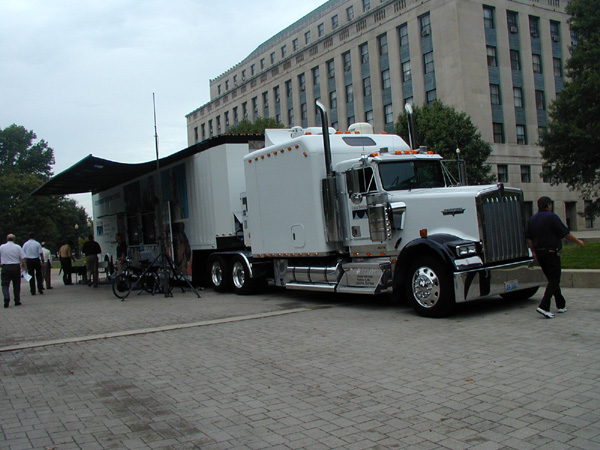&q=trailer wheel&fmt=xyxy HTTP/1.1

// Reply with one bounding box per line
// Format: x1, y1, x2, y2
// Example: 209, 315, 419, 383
405, 256, 454, 318
500, 286, 539, 301
231, 255, 259, 295
209, 255, 231, 292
